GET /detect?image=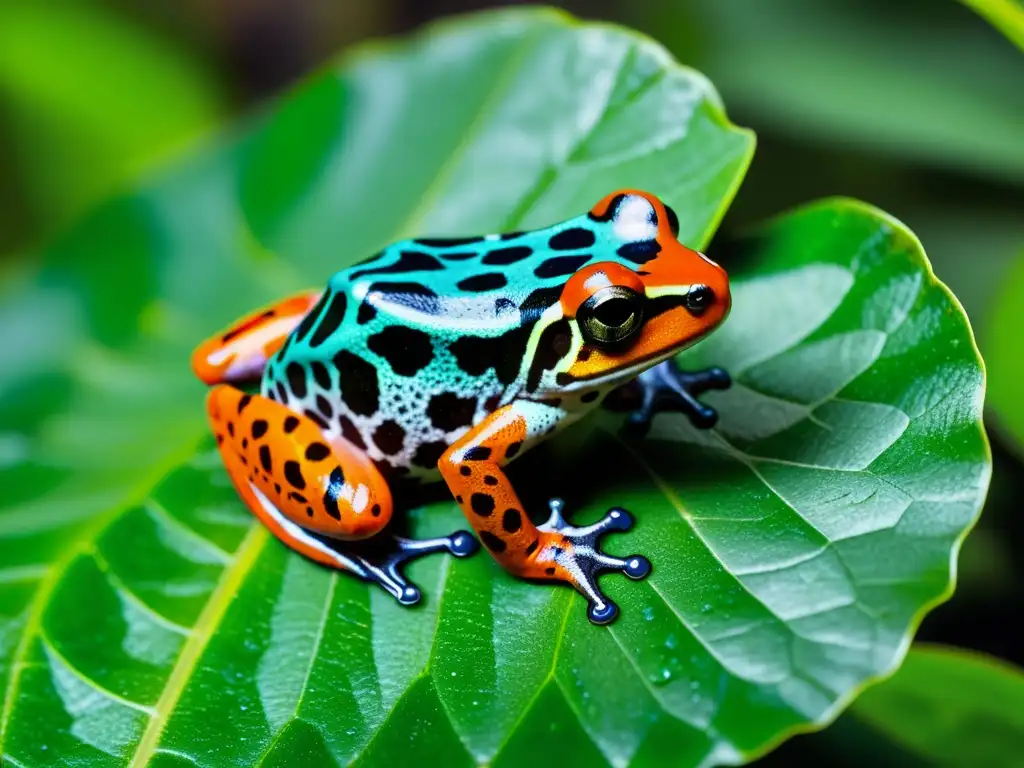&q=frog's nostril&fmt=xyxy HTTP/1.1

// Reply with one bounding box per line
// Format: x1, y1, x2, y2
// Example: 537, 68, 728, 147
684, 284, 714, 315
